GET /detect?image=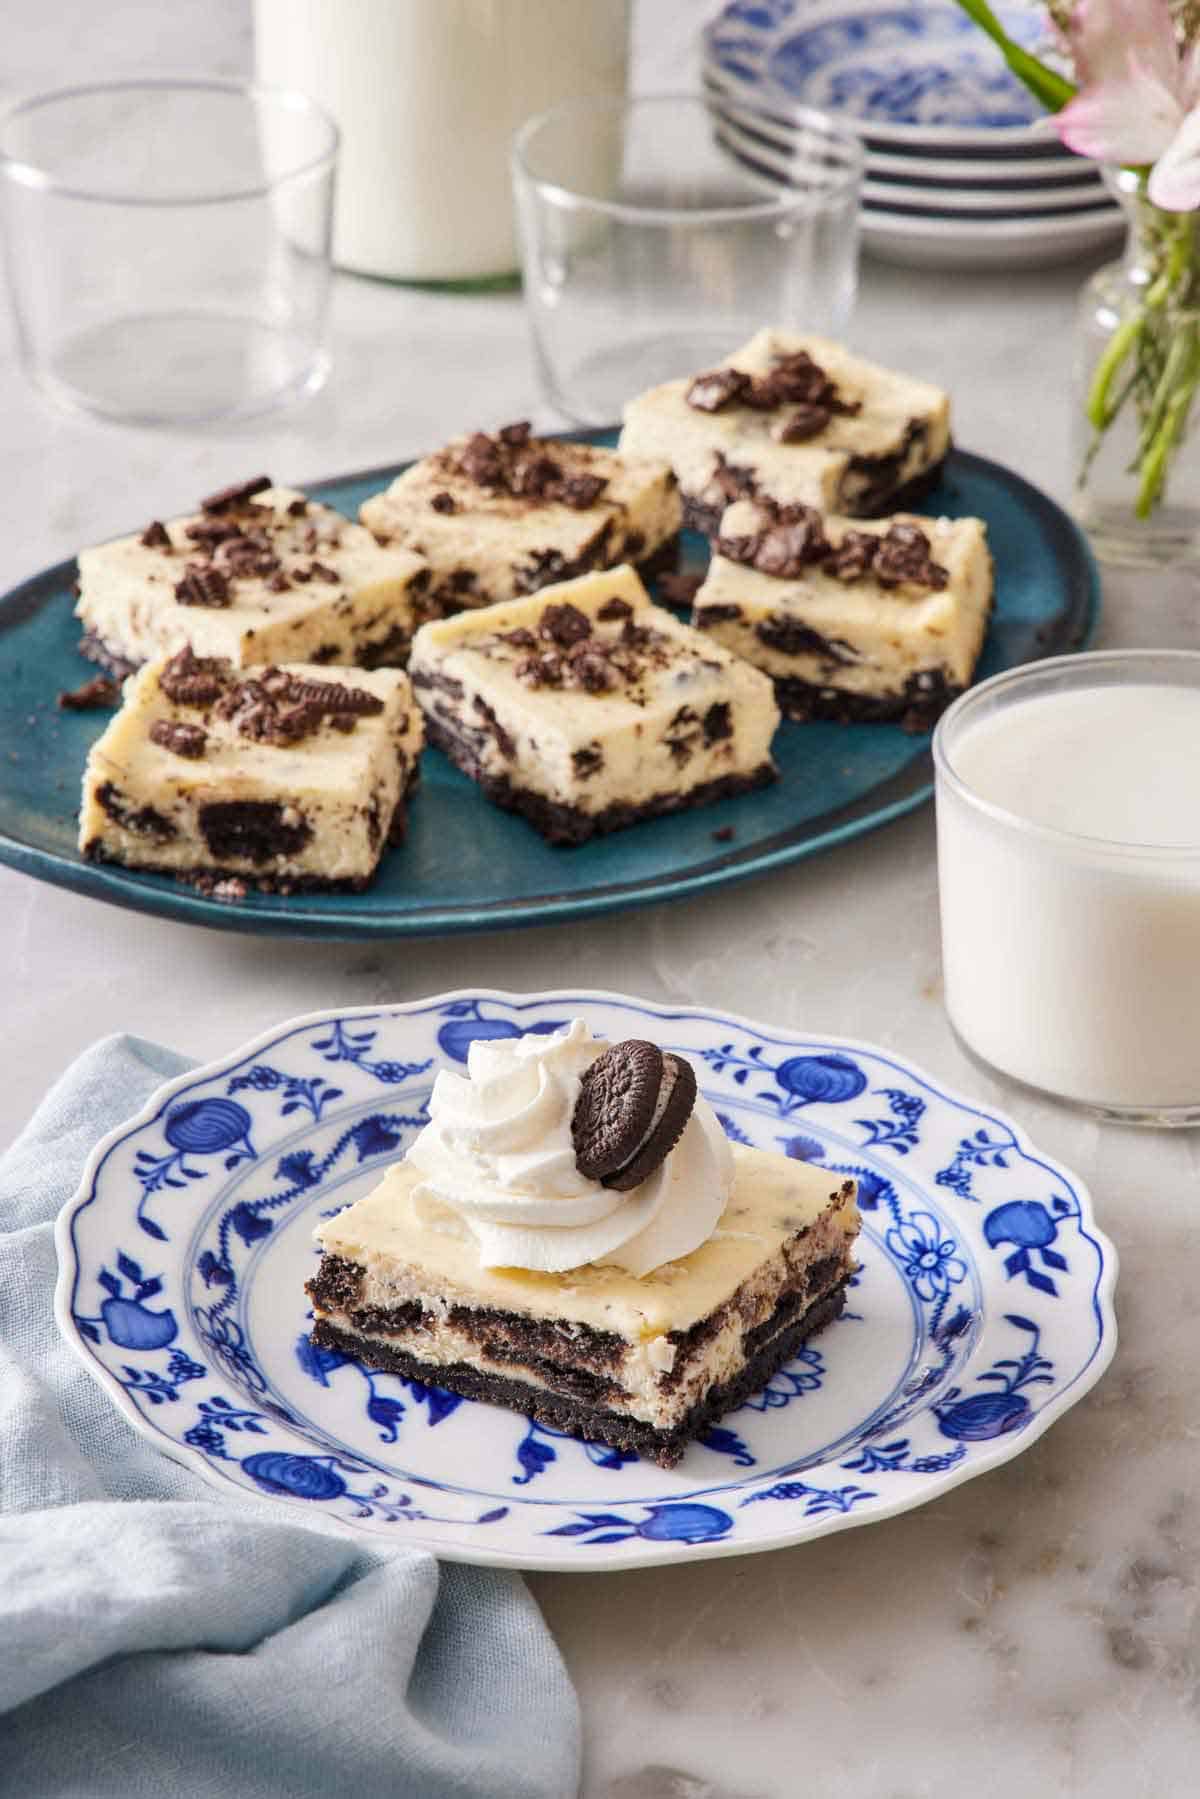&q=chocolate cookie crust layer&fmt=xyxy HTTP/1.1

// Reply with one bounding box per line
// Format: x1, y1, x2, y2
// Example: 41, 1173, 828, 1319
311, 1276, 849, 1468
424, 711, 775, 844
773, 669, 962, 733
